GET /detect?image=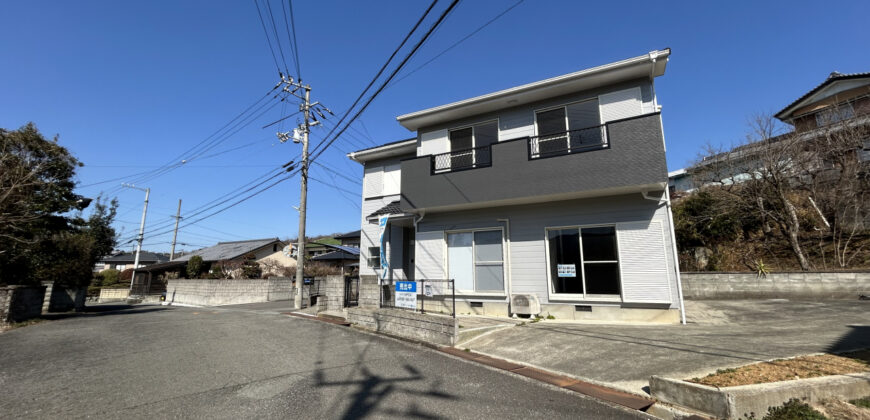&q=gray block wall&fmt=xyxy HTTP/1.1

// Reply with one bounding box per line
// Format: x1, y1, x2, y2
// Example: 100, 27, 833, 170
359, 275, 379, 309
681, 272, 870, 300
323, 275, 345, 311
42, 281, 86, 313
347, 307, 457, 346
164, 278, 293, 306
0, 285, 46, 324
